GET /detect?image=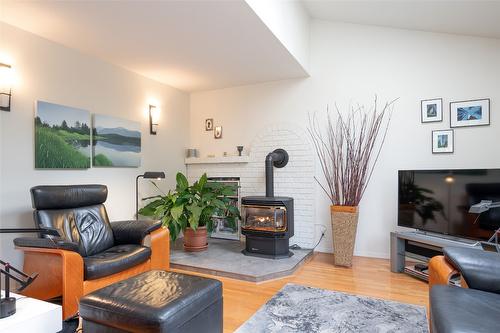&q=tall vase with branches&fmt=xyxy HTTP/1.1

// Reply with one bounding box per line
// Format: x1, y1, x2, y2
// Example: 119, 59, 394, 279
308, 97, 395, 266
